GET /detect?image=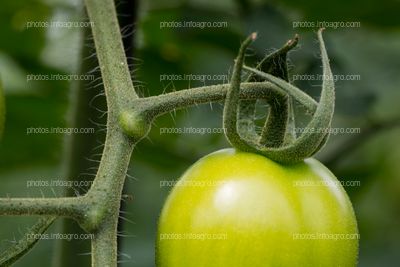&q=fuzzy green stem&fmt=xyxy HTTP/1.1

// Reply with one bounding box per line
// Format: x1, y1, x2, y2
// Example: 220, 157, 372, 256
91, 217, 118, 267
136, 82, 293, 118
84, 0, 138, 106
83, 0, 139, 265
119, 82, 304, 141
0, 197, 83, 219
